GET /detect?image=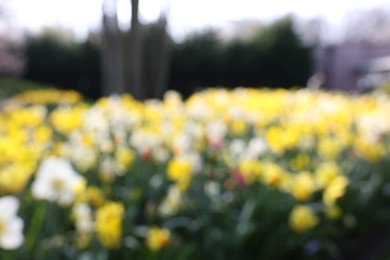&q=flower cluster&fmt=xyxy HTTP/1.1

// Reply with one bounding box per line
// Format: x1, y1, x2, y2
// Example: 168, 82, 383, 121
0, 88, 390, 259
11, 88, 82, 105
